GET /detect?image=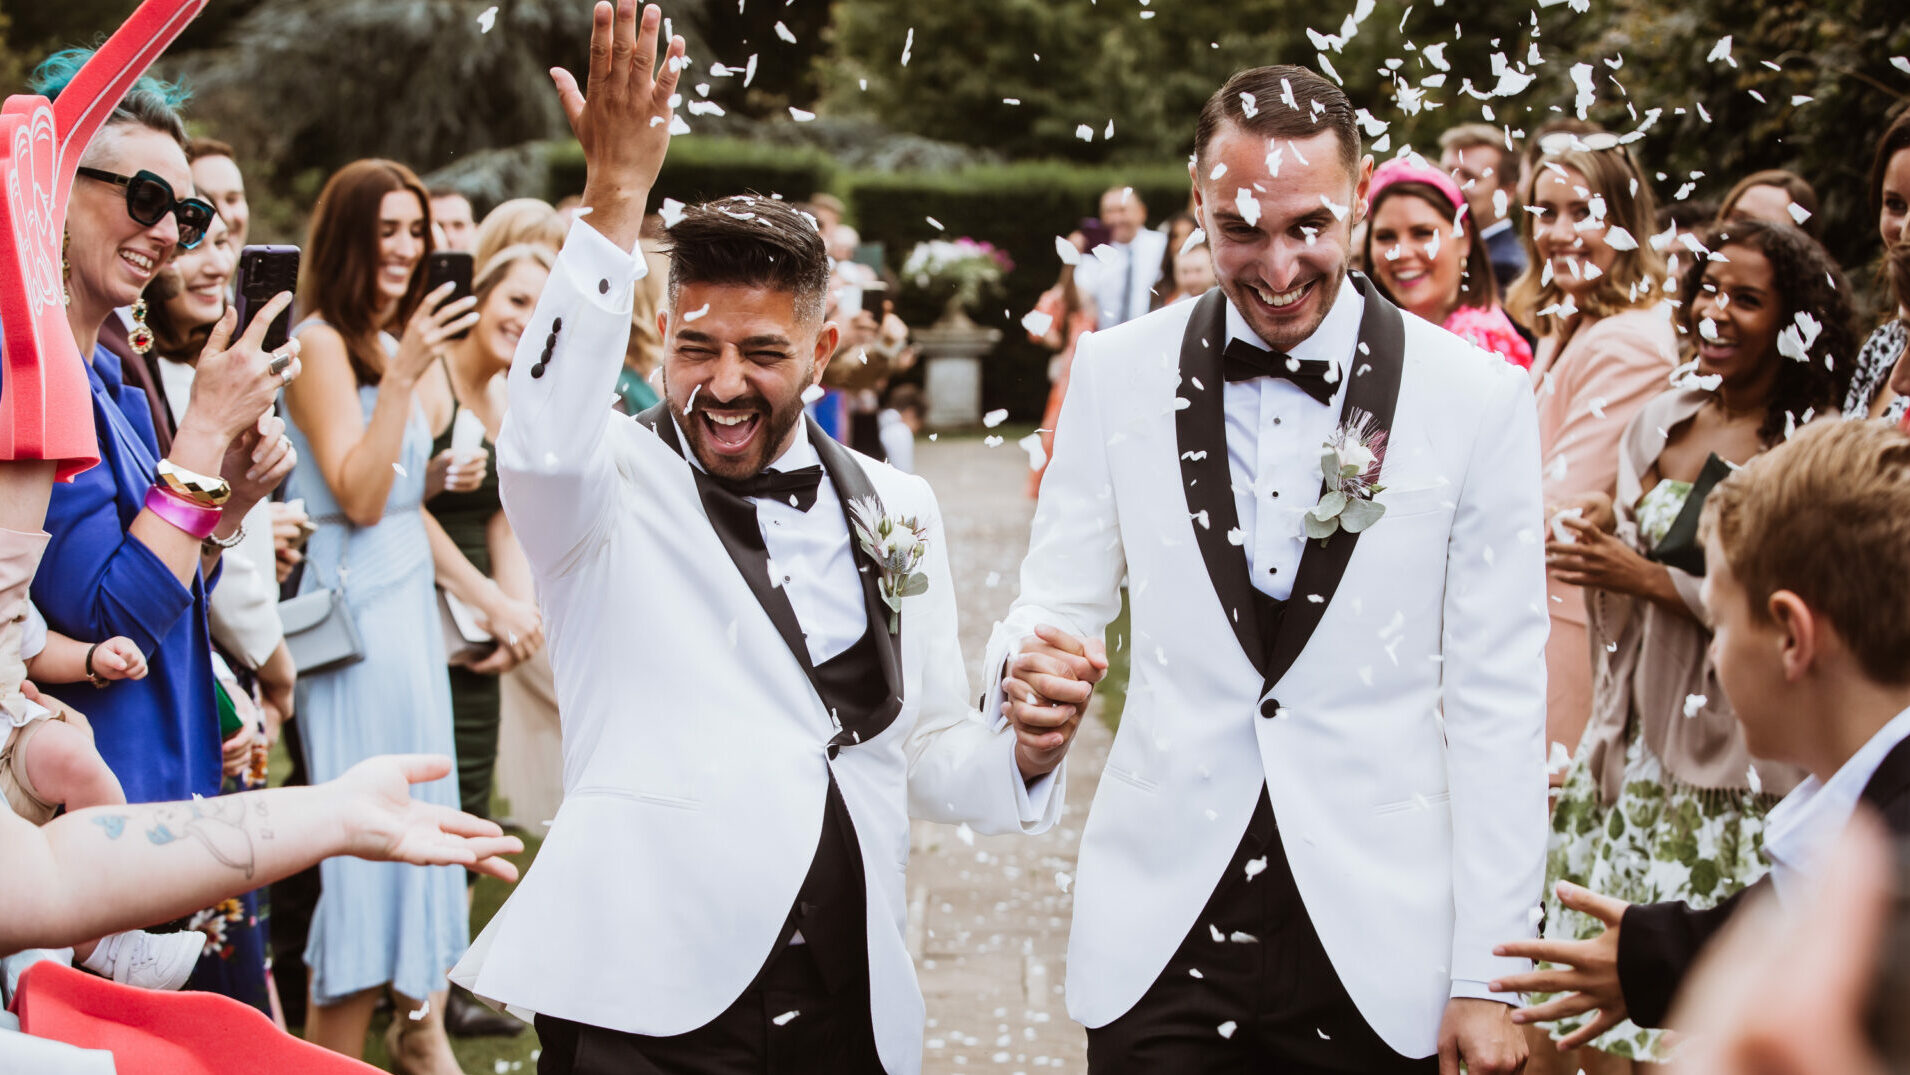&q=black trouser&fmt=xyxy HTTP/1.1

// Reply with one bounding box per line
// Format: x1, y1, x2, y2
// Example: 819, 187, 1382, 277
1087, 789, 1438, 1074
534, 942, 882, 1075
536, 782, 882, 1074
